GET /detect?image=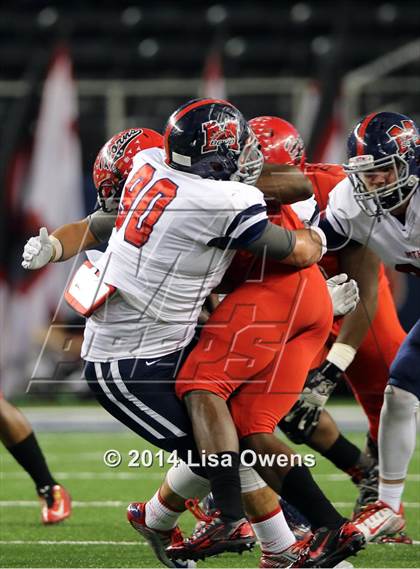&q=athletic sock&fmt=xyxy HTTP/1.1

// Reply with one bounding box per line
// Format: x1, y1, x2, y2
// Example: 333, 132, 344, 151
378, 482, 404, 513
6, 433, 56, 490
206, 451, 245, 523
250, 506, 296, 553
145, 490, 183, 531
322, 434, 362, 472
322, 434, 376, 484
281, 465, 346, 530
